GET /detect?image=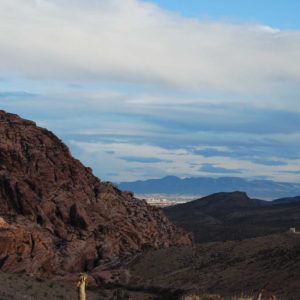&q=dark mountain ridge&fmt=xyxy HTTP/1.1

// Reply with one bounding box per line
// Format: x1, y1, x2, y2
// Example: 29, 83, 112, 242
273, 195, 300, 205
164, 191, 300, 243
255, 195, 300, 206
